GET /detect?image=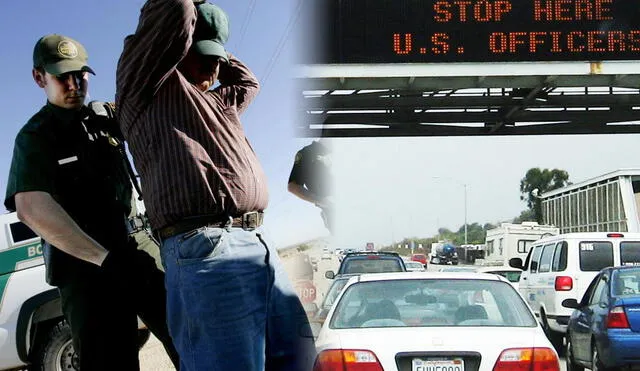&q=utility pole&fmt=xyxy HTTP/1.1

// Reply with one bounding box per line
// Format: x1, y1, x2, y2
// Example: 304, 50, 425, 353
464, 184, 468, 244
